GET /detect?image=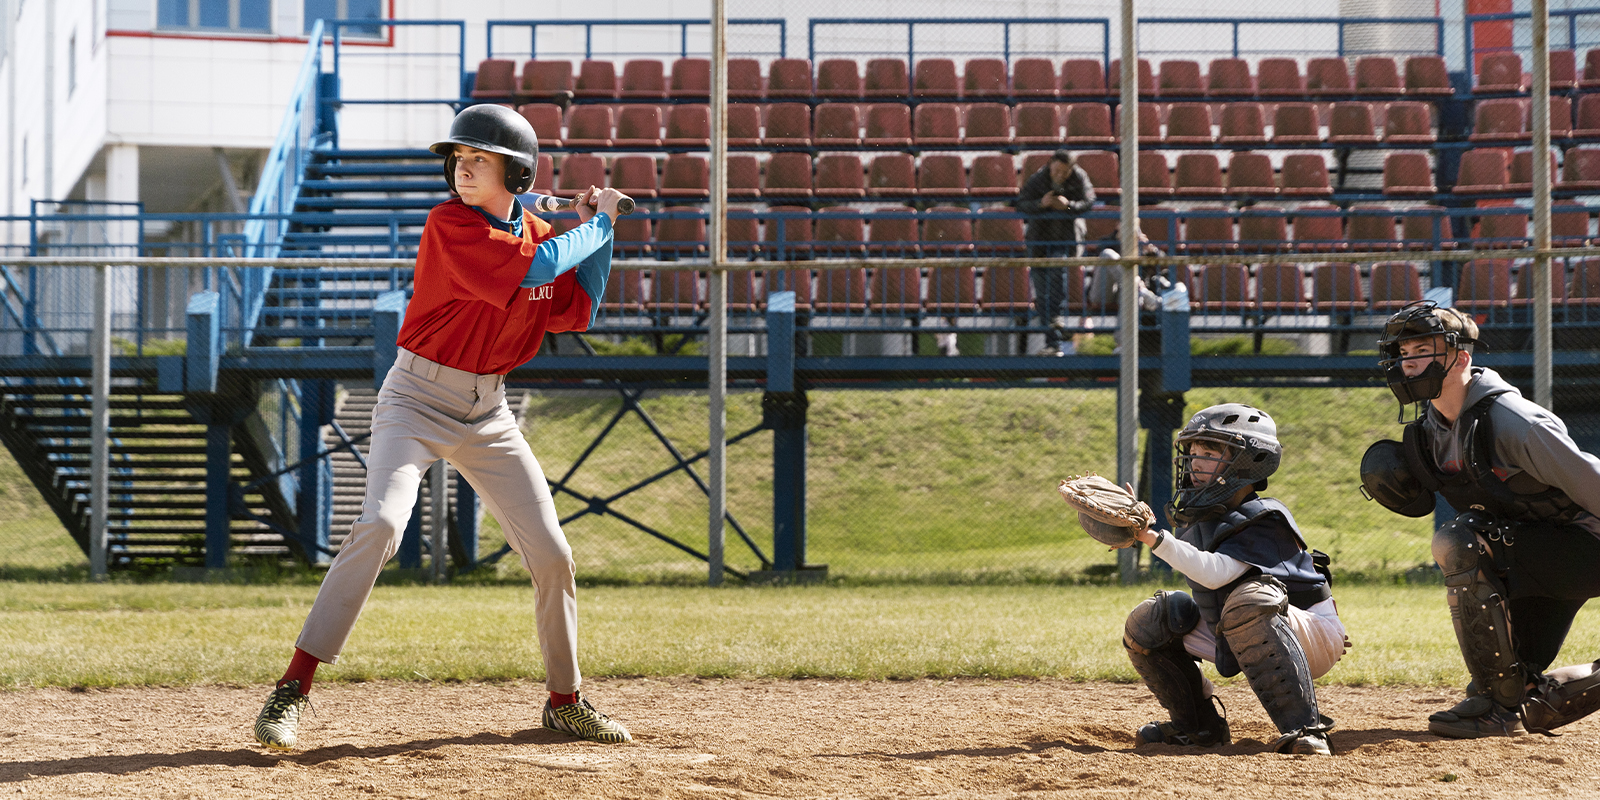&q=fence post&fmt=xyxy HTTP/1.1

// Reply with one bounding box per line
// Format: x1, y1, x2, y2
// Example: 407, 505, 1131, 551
90, 265, 110, 580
